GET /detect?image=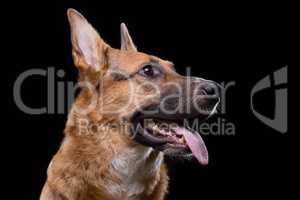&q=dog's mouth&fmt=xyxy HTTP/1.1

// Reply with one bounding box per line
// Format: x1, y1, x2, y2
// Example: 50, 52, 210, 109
132, 117, 210, 165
